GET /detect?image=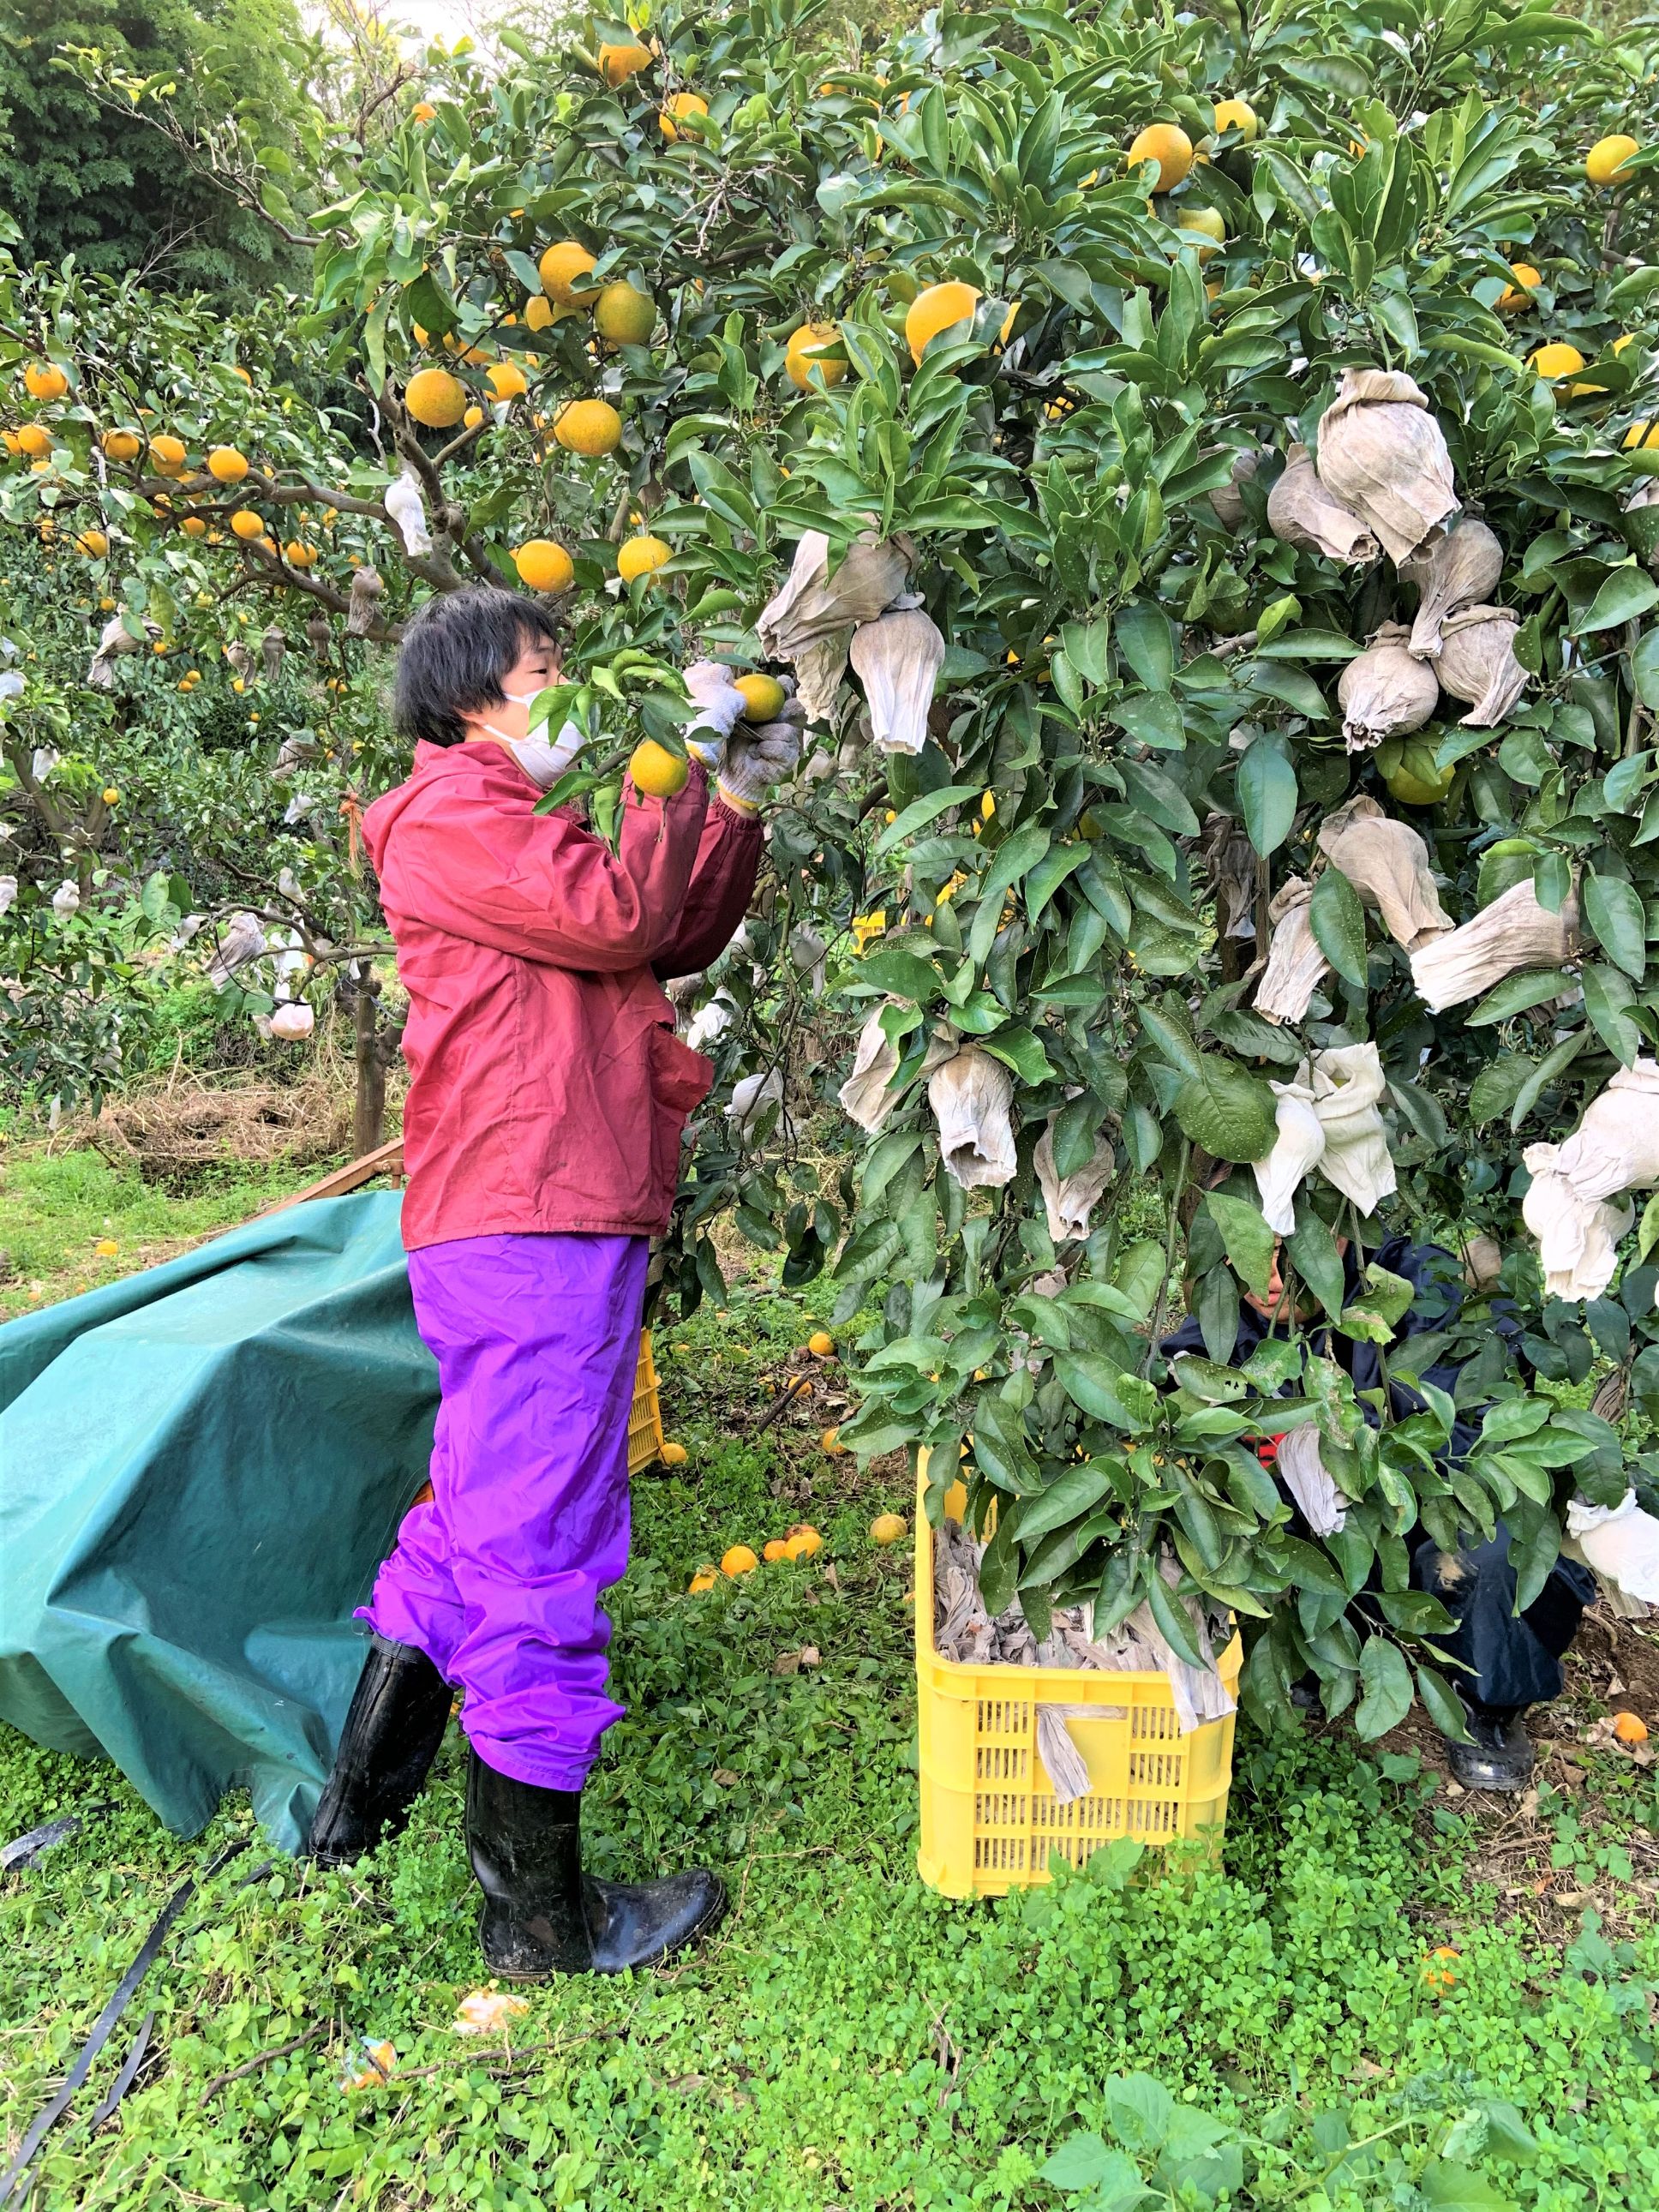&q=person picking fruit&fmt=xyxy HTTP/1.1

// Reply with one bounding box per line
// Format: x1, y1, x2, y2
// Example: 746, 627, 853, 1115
308, 586, 801, 1977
